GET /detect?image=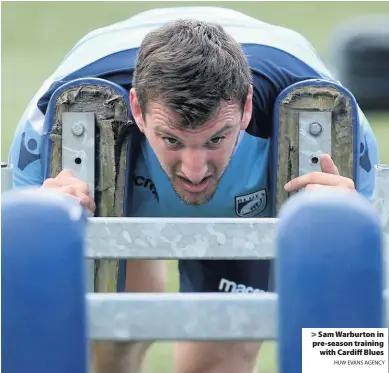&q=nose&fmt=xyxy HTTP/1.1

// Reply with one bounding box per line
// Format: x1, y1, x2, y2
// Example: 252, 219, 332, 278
180, 148, 208, 184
